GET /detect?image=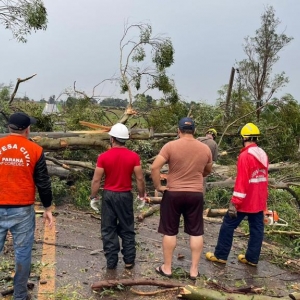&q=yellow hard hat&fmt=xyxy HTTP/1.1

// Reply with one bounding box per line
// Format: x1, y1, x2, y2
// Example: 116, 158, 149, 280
206, 128, 217, 138
240, 123, 260, 138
